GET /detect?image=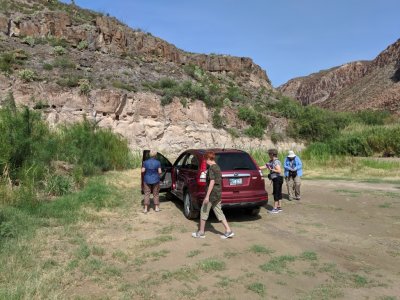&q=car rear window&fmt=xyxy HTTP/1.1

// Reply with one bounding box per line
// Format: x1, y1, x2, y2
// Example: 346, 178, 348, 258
216, 152, 257, 171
